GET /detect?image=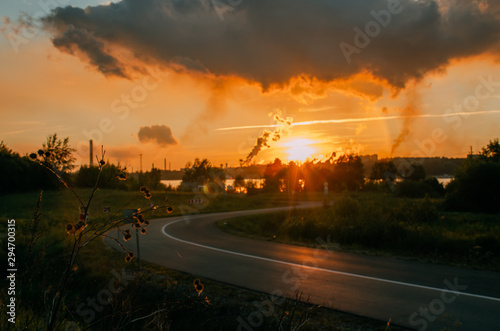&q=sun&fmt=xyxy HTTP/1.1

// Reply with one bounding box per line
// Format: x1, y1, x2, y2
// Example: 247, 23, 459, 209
283, 138, 317, 162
